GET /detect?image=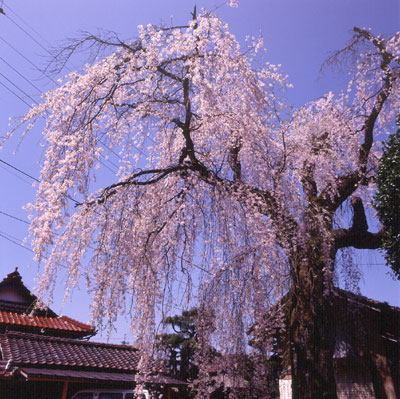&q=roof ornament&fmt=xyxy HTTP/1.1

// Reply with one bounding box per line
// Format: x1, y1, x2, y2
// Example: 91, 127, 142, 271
5, 359, 13, 371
